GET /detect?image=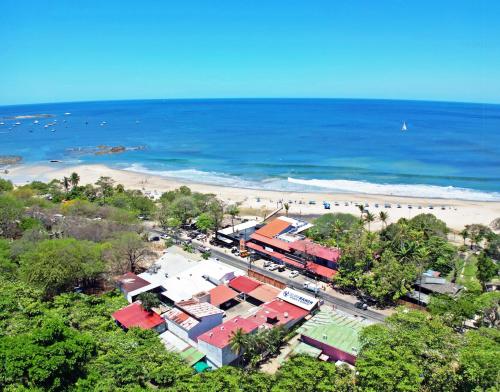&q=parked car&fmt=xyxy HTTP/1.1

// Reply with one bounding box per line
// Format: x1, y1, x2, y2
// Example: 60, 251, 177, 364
263, 260, 272, 267
231, 246, 239, 254
355, 301, 368, 310
196, 234, 207, 240
277, 265, 285, 272
289, 271, 299, 278
268, 264, 279, 271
